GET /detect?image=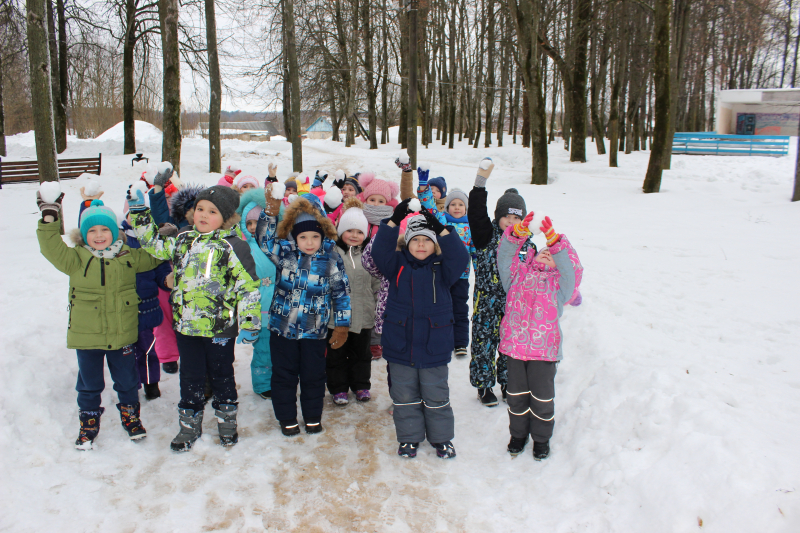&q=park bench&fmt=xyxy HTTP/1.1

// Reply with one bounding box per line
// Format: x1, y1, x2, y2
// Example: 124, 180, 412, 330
0, 153, 102, 188
672, 132, 789, 157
